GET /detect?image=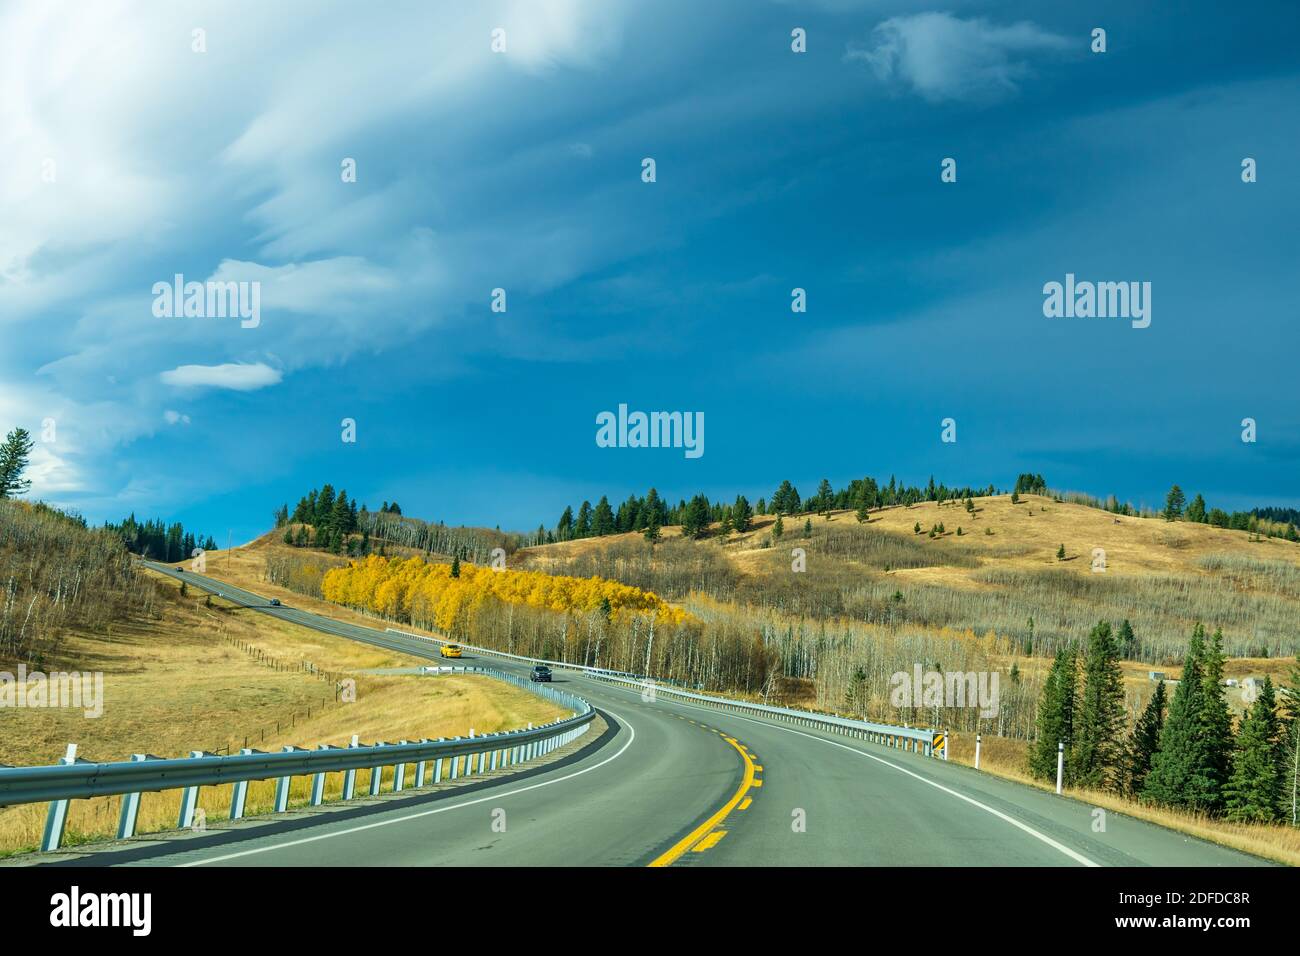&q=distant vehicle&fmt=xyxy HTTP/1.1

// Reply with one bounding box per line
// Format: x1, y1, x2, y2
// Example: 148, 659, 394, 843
176, 567, 183, 572
269, 598, 281, 607
530, 665, 552, 683
440, 644, 462, 659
